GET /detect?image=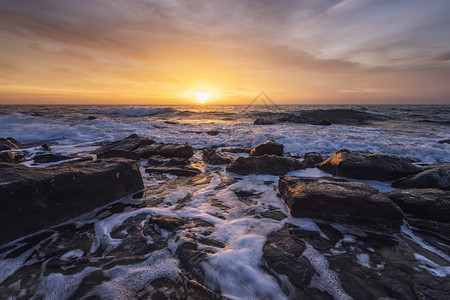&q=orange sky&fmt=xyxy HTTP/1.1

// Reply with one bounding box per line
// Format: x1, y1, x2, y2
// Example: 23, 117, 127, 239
1, 0, 450, 105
